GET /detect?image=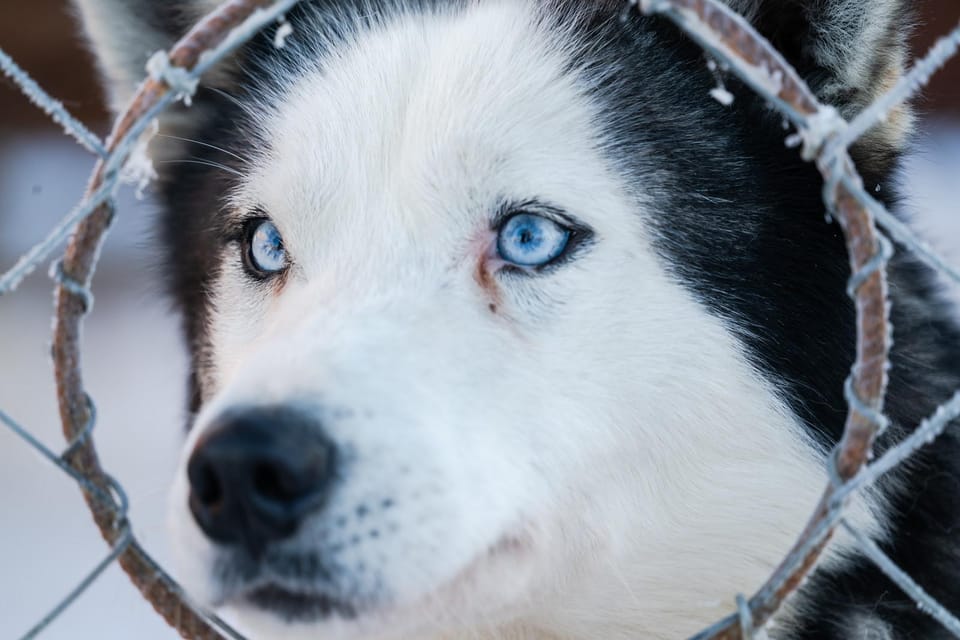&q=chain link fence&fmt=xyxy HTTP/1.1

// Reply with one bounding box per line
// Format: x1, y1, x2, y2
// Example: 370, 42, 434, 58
1, 0, 959, 637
